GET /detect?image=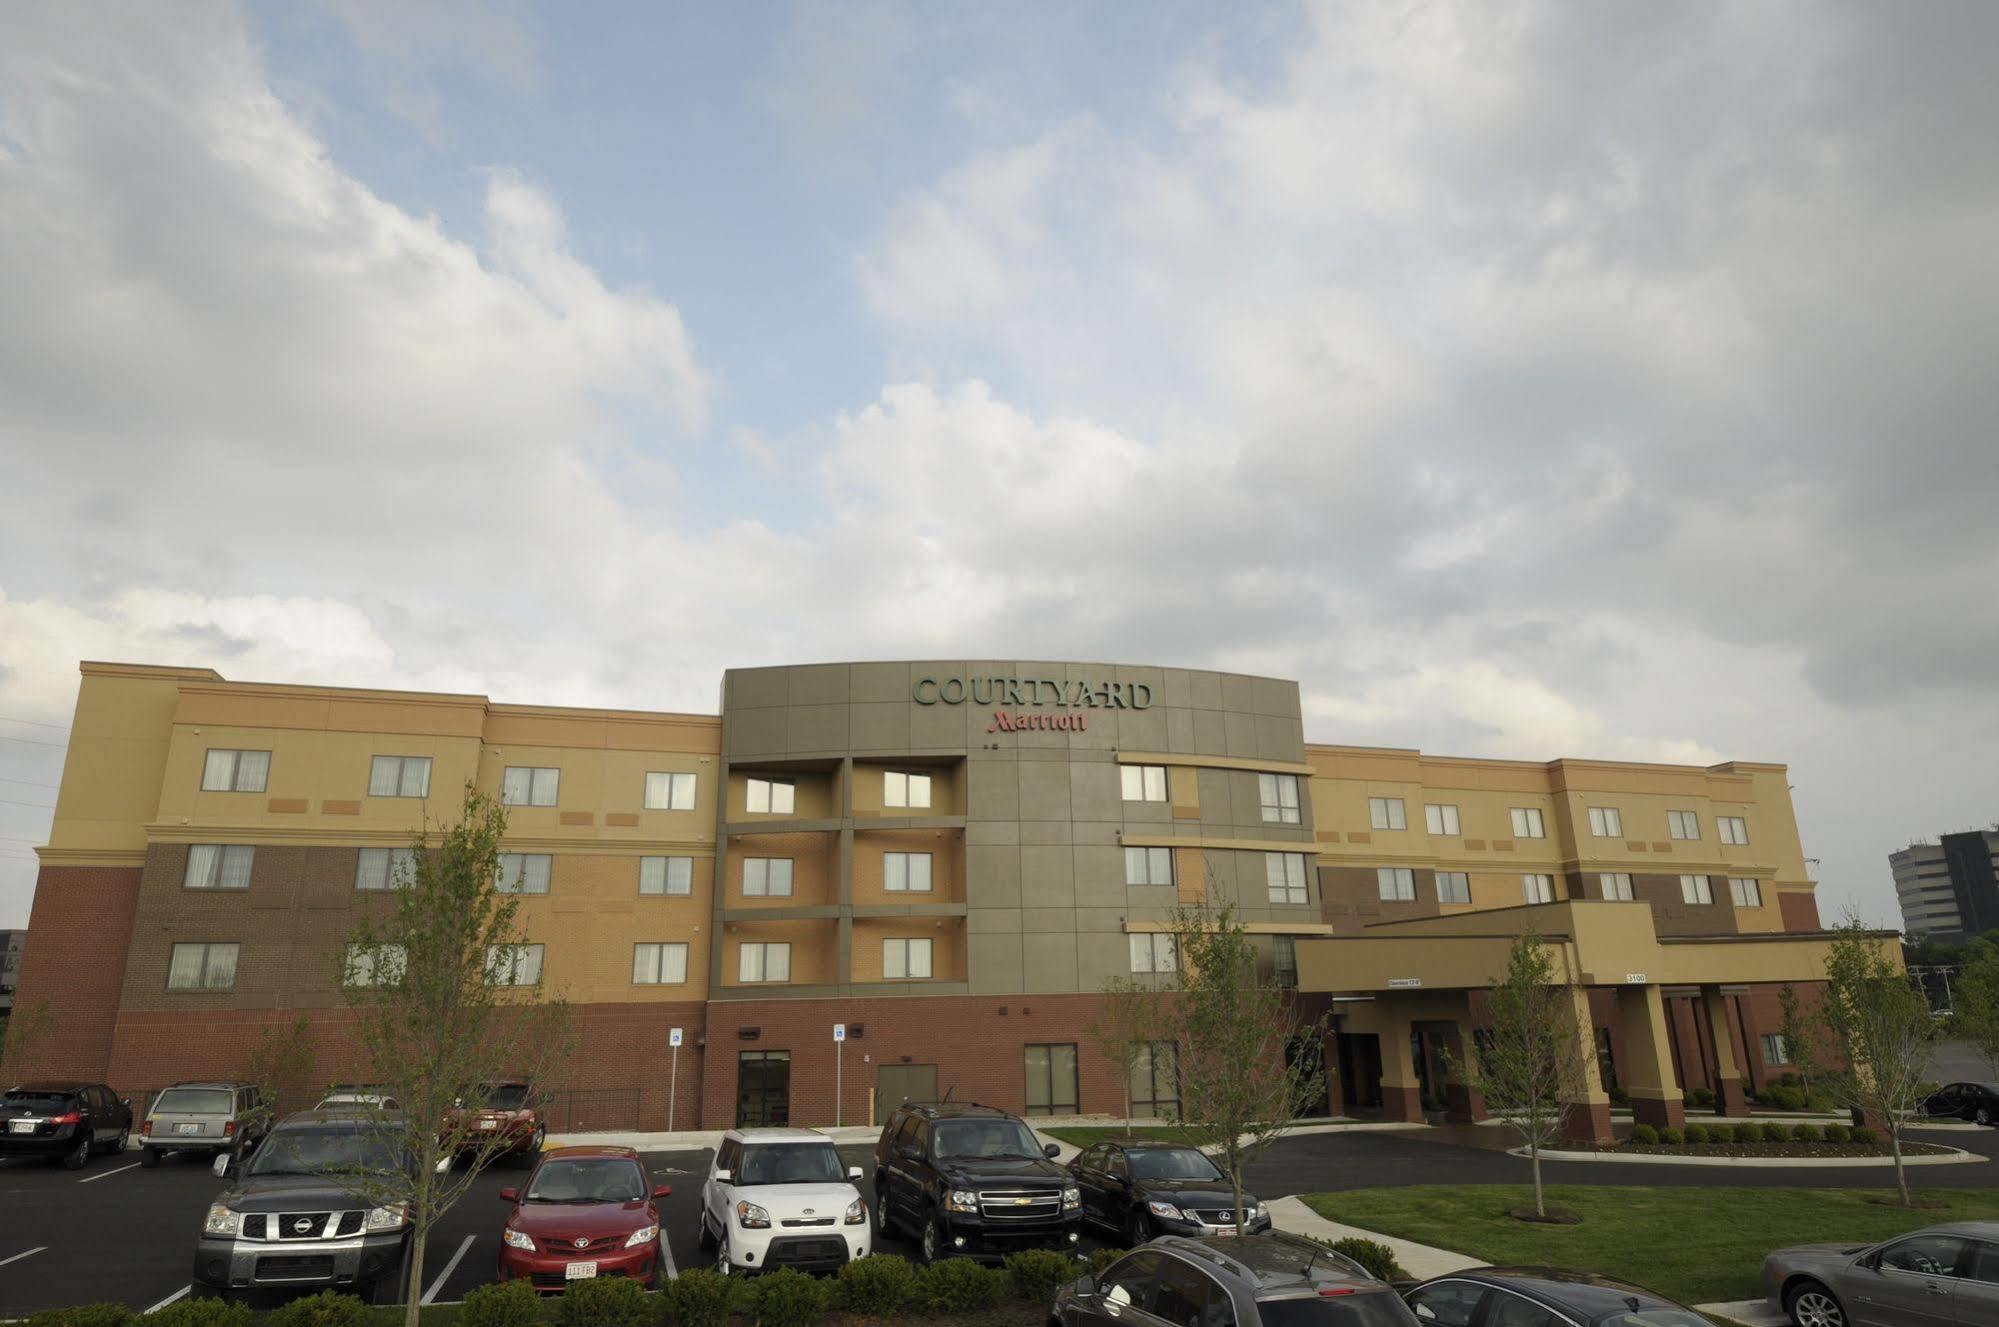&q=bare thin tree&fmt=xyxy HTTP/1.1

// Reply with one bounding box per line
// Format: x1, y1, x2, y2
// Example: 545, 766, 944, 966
1818, 913, 1937, 1206
1086, 975, 1169, 1136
